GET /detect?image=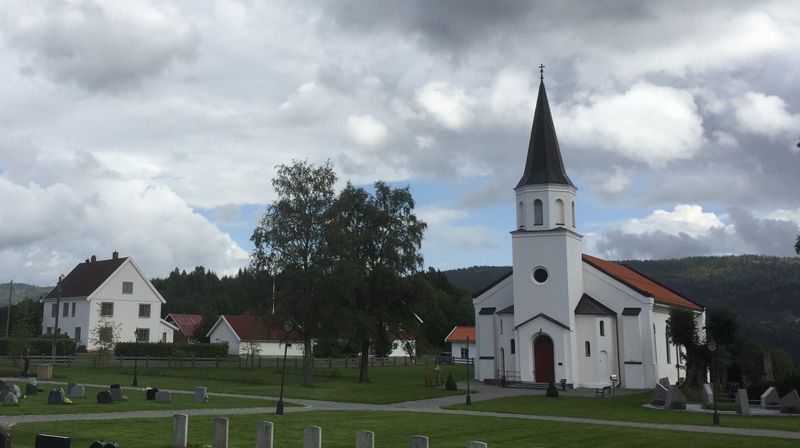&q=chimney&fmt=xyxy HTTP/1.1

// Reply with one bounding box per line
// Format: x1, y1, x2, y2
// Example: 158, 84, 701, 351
112, 251, 119, 260
91, 255, 96, 263
85, 258, 90, 264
